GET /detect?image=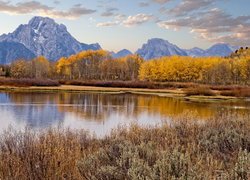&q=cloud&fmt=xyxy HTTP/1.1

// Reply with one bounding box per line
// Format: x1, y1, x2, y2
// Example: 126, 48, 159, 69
158, 8, 250, 46
97, 0, 117, 9
152, 0, 171, 4
101, 7, 118, 17
168, 0, 216, 16
0, 1, 52, 14
97, 21, 119, 27
53, 1, 60, 5
0, 0, 96, 19
47, 6, 96, 19
97, 13, 153, 28
114, 14, 126, 21
122, 14, 153, 27
139, 2, 149, 7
